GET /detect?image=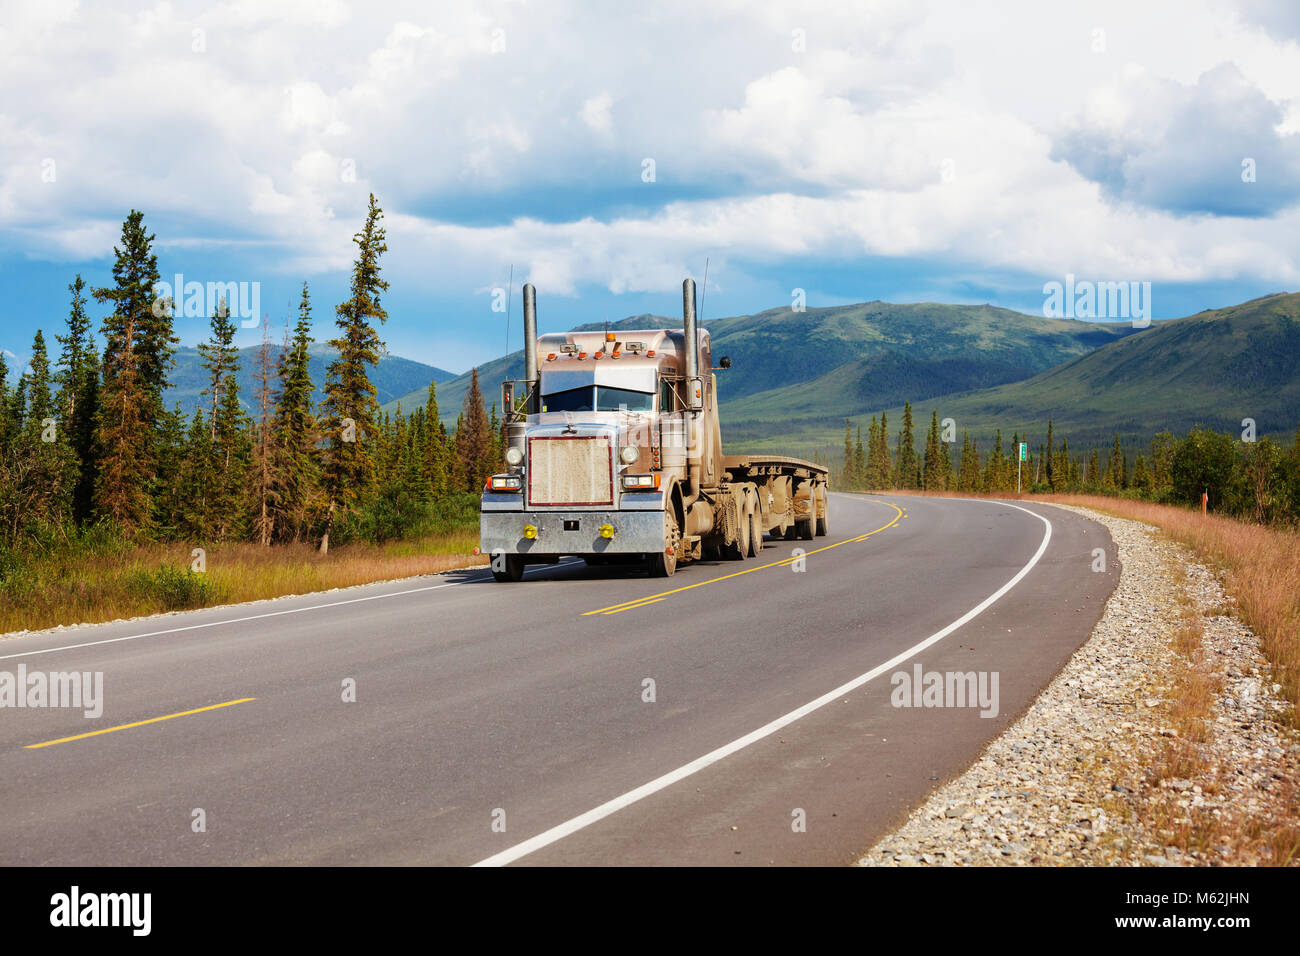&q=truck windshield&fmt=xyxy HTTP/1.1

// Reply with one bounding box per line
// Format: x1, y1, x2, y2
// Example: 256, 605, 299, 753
540, 385, 654, 413
540, 386, 594, 413
596, 386, 653, 412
